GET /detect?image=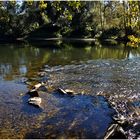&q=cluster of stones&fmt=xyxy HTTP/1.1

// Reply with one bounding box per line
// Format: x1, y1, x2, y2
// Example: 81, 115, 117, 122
27, 82, 76, 108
